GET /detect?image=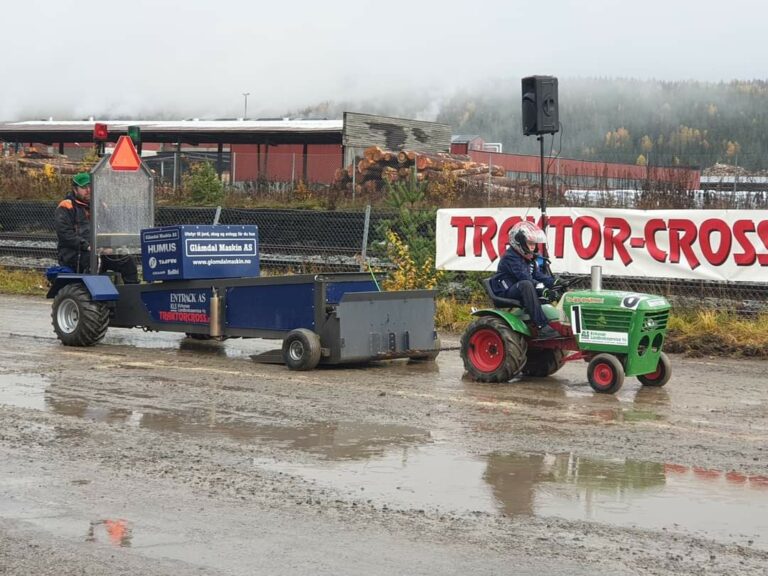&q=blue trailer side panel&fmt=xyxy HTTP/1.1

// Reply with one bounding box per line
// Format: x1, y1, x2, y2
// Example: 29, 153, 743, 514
324, 281, 379, 304
140, 288, 212, 325
225, 284, 315, 331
